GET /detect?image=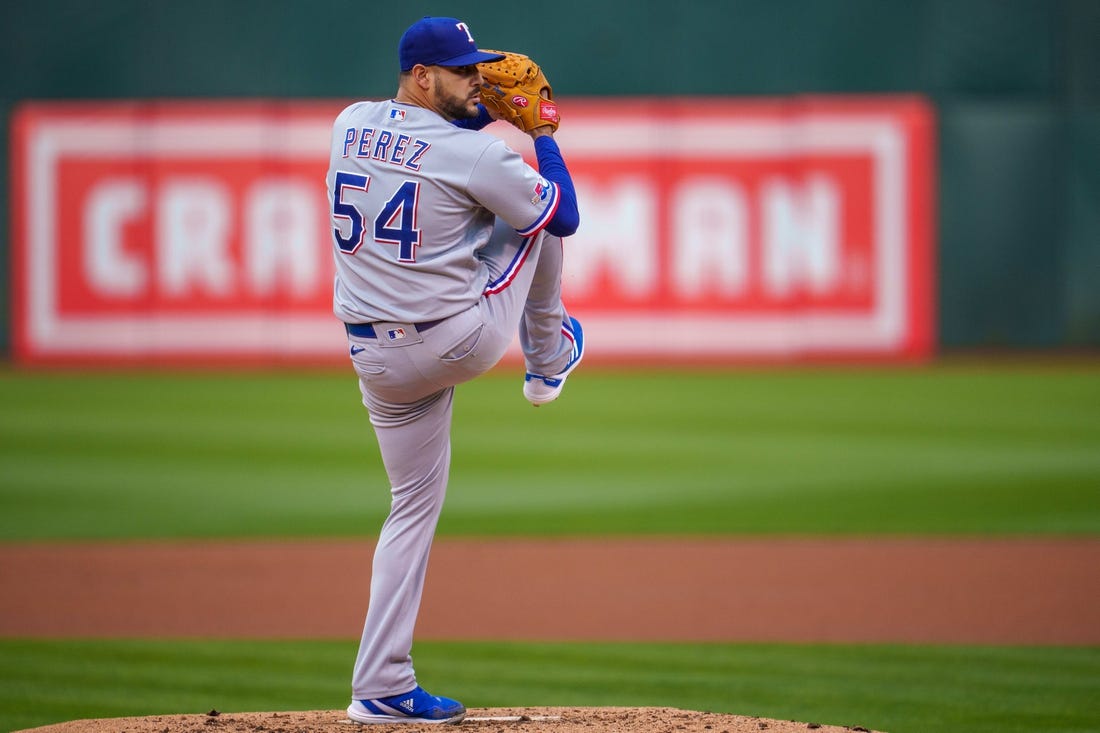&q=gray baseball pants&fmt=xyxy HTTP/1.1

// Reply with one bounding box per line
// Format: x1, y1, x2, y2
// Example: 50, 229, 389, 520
346, 226, 573, 700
